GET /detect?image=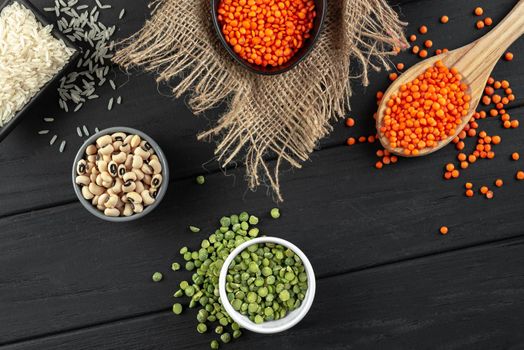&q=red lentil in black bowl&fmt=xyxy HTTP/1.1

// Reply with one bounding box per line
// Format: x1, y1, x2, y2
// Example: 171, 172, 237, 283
211, 0, 326, 75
